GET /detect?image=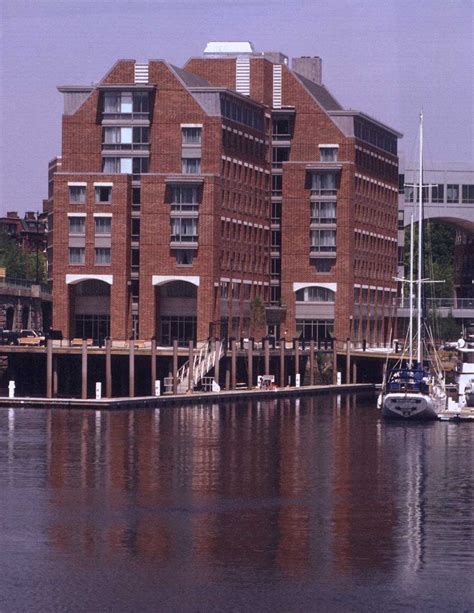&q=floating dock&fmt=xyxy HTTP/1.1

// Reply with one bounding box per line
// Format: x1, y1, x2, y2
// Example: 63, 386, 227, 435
0, 383, 373, 410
